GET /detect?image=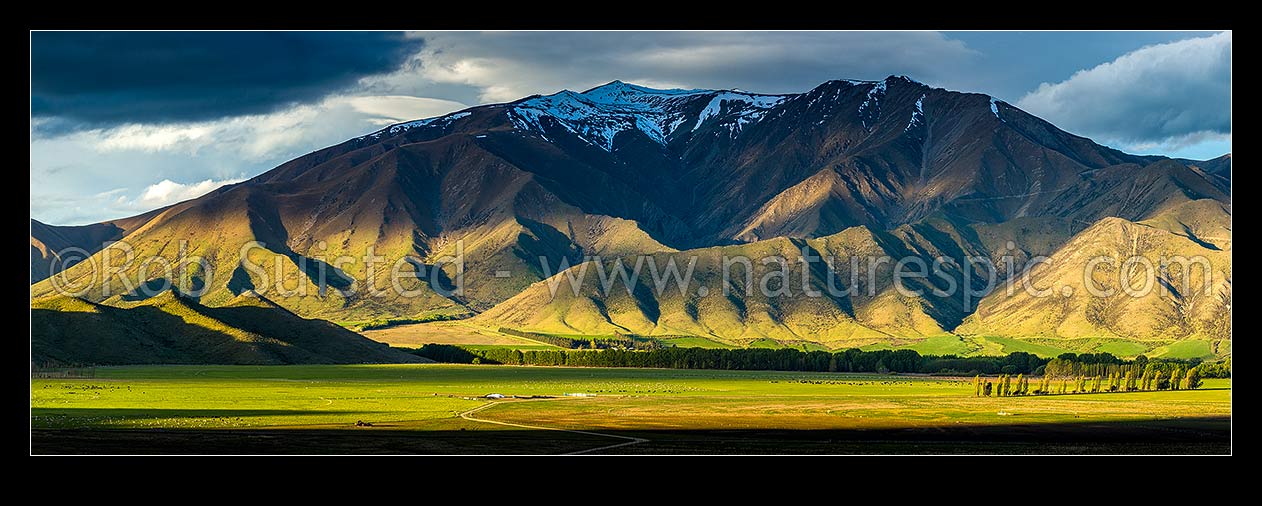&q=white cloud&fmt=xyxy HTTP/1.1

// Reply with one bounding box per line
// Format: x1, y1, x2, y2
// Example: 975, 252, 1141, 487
344, 95, 468, 122
93, 188, 128, 198
94, 124, 216, 152
31, 94, 467, 225
139, 178, 244, 206
79, 94, 468, 160
1017, 32, 1231, 153
30, 177, 245, 225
